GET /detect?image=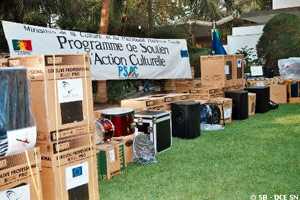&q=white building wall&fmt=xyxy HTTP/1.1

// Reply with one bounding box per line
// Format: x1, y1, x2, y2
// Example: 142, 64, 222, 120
225, 25, 264, 57
273, 0, 300, 9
